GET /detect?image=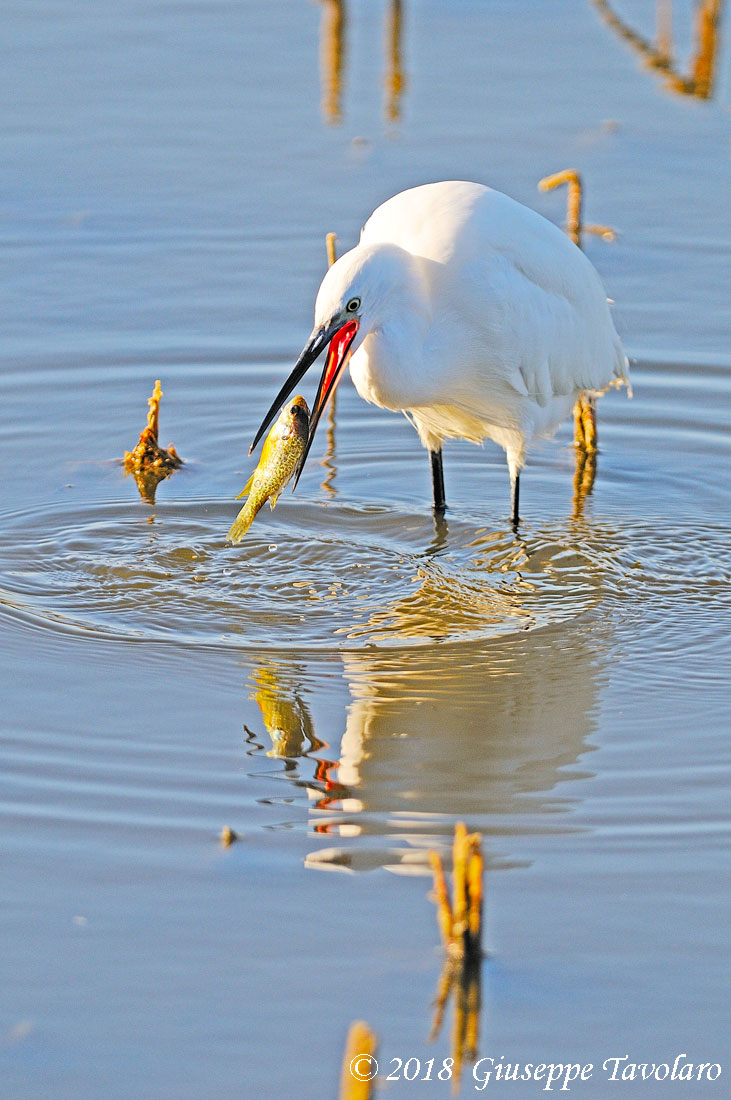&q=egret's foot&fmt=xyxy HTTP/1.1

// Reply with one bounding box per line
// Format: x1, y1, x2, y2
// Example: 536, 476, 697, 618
510, 471, 520, 529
